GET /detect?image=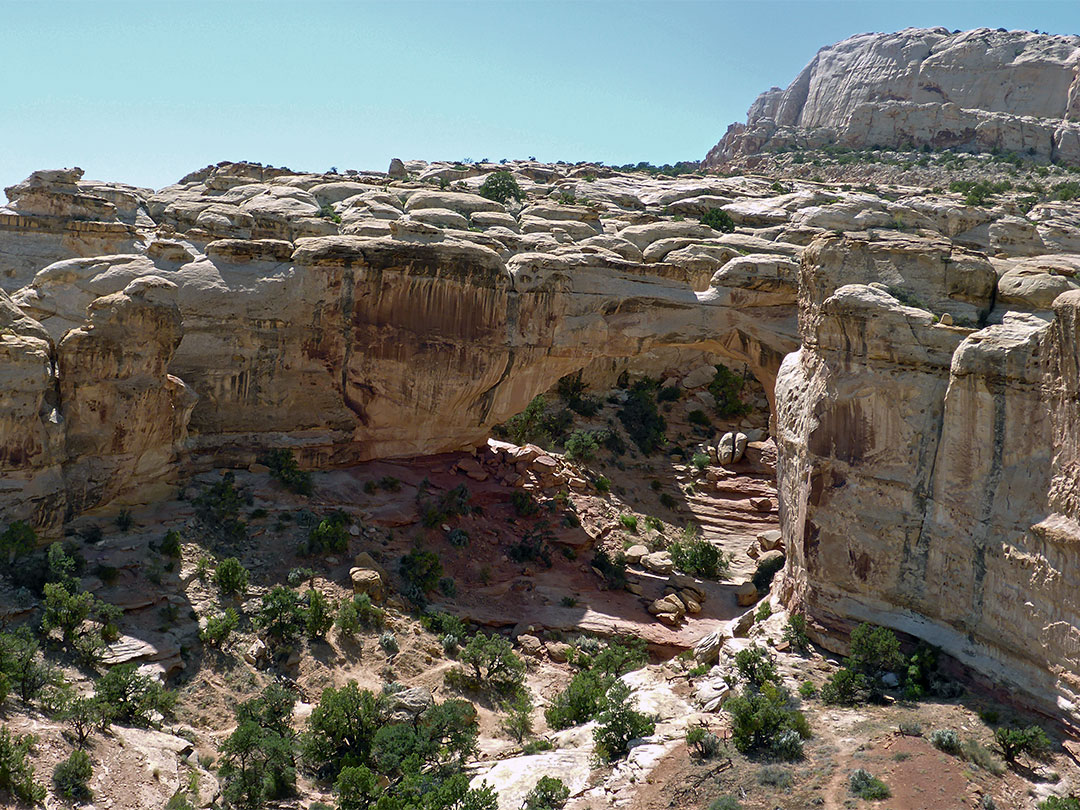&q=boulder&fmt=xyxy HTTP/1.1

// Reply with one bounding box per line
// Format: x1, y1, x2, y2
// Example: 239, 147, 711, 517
757, 529, 783, 551
387, 158, 407, 178
388, 687, 434, 724
733, 432, 748, 463
693, 629, 727, 664
517, 634, 544, 657
641, 551, 674, 575
735, 581, 759, 607
624, 544, 649, 564
717, 432, 735, 465
648, 593, 686, 625
350, 567, 386, 602
545, 641, 572, 662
